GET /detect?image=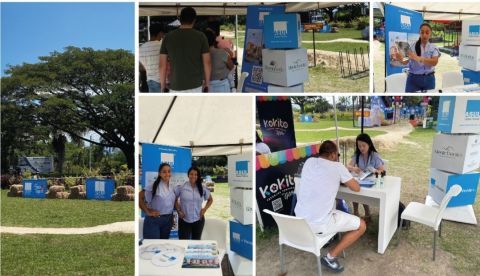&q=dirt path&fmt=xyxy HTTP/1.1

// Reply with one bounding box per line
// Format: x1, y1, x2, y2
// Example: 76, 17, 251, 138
0, 221, 134, 235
